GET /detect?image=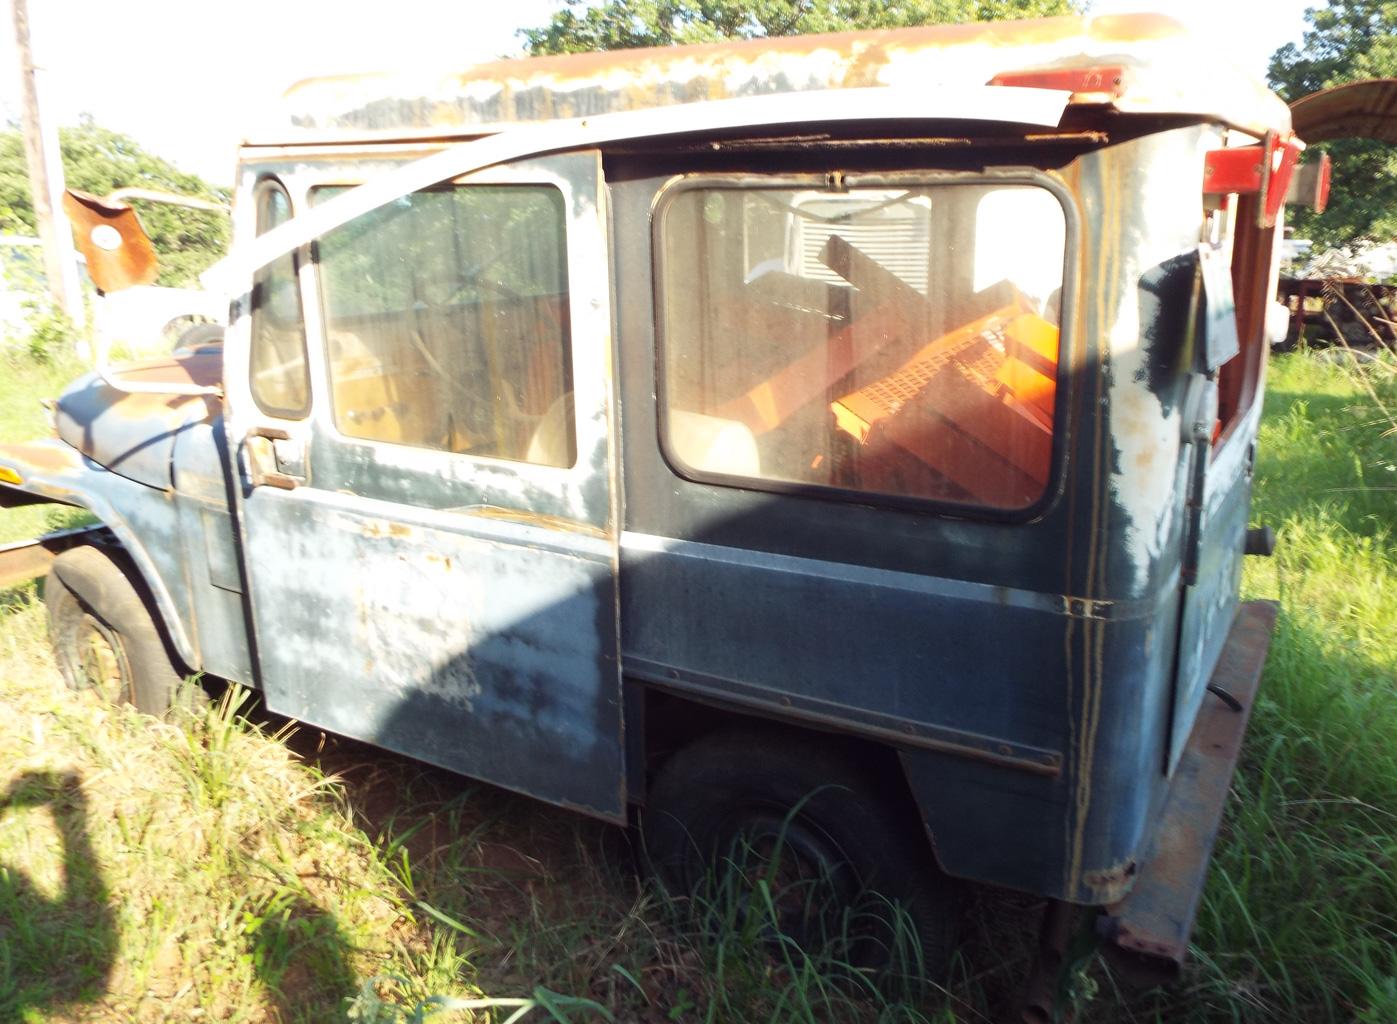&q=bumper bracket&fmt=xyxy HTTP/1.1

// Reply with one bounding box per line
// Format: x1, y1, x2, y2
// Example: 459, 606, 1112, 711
1098, 599, 1279, 983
